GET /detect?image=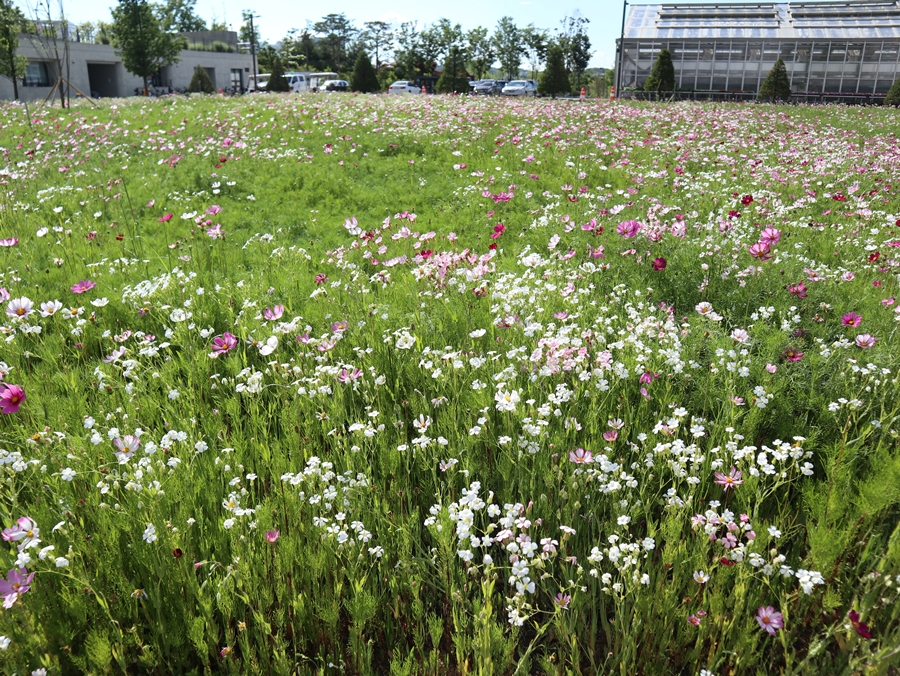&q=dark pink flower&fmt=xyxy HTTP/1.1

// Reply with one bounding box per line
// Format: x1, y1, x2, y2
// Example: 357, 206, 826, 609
265, 530, 280, 543
0, 384, 25, 414
70, 279, 96, 294
841, 312, 862, 327
748, 242, 772, 260
788, 282, 808, 299
616, 220, 642, 238
651, 257, 667, 271
209, 332, 237, 358
849, 610, 872, 639
158, 213, 173, 222
759, 228, 781, 246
